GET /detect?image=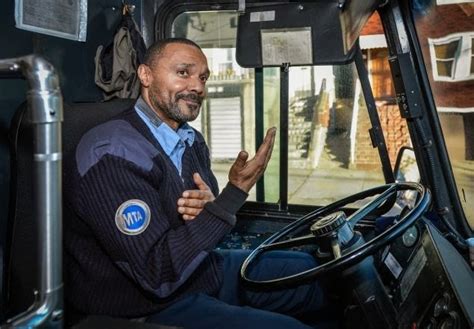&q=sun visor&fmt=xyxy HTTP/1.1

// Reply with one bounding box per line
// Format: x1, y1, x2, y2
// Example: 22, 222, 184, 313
236, 0, 379, 68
